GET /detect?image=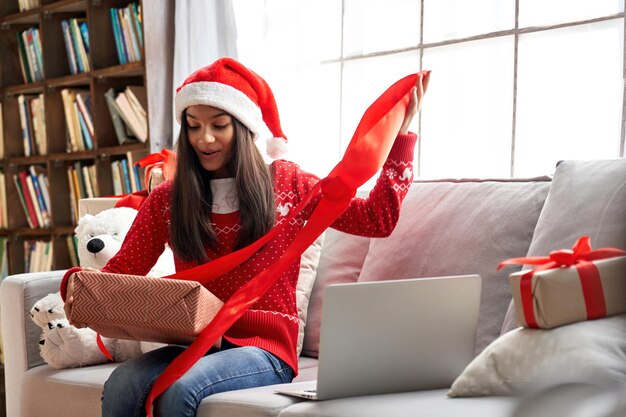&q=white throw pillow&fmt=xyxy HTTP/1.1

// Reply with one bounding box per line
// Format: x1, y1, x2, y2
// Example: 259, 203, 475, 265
448, 314, 626, 397
296, 233, 325, 356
